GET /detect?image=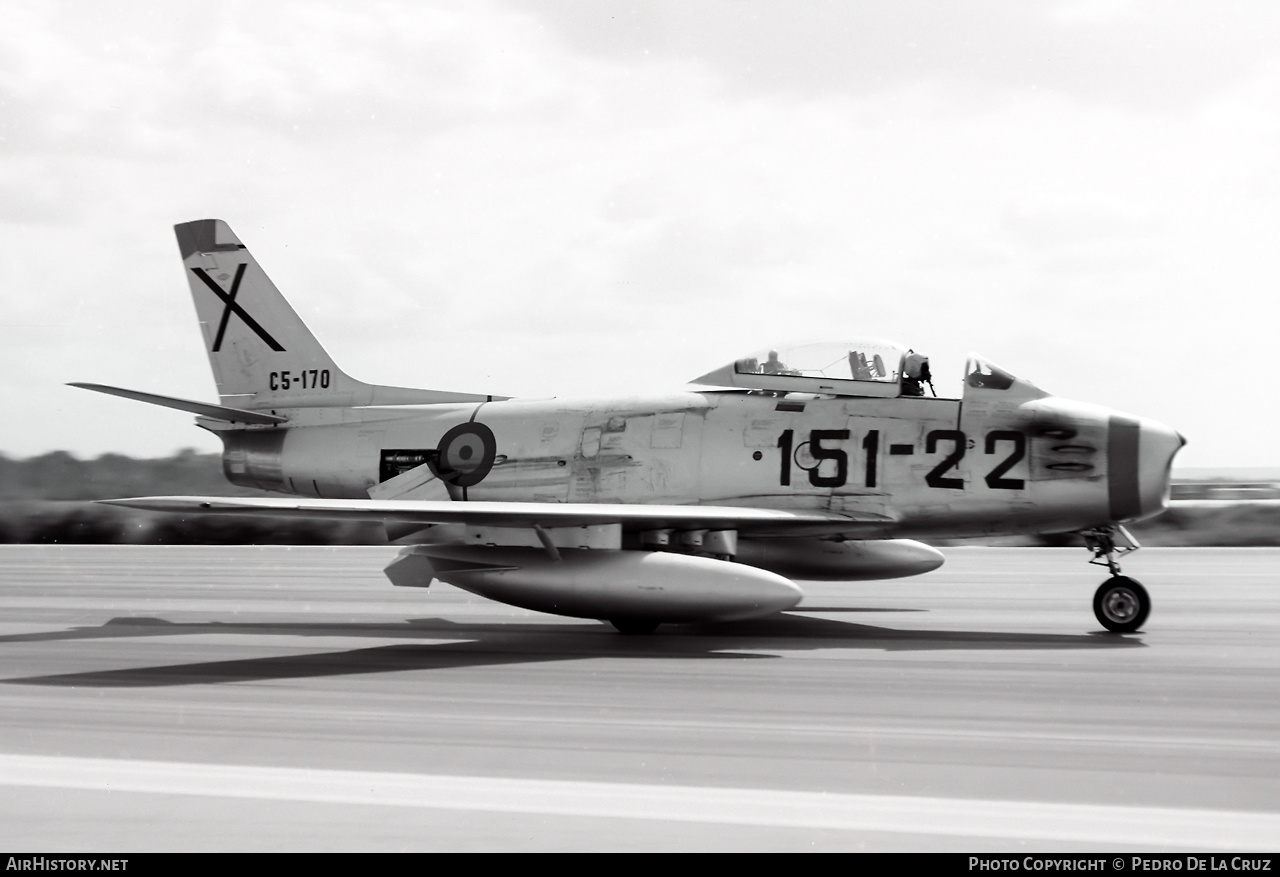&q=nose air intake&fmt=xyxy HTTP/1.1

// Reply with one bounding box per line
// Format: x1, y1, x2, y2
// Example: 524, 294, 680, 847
1108, 415, 1185, 522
